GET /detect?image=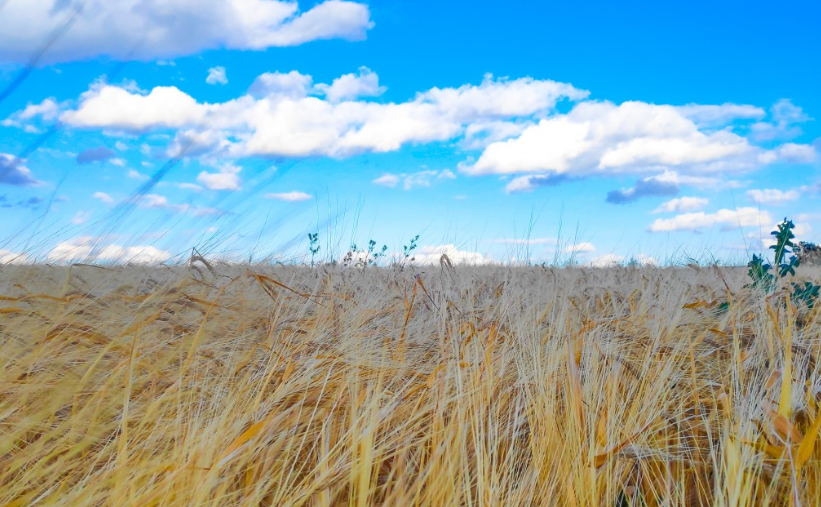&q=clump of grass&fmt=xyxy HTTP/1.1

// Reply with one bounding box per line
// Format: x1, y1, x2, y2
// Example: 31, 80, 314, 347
0, 261, 821, 506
